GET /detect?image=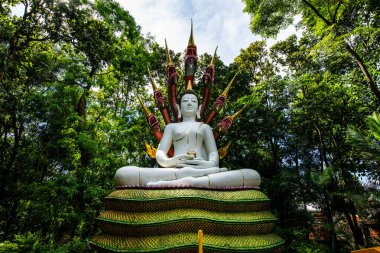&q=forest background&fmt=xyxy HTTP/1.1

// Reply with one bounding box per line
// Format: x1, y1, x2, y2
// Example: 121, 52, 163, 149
0, 0, 379, 252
